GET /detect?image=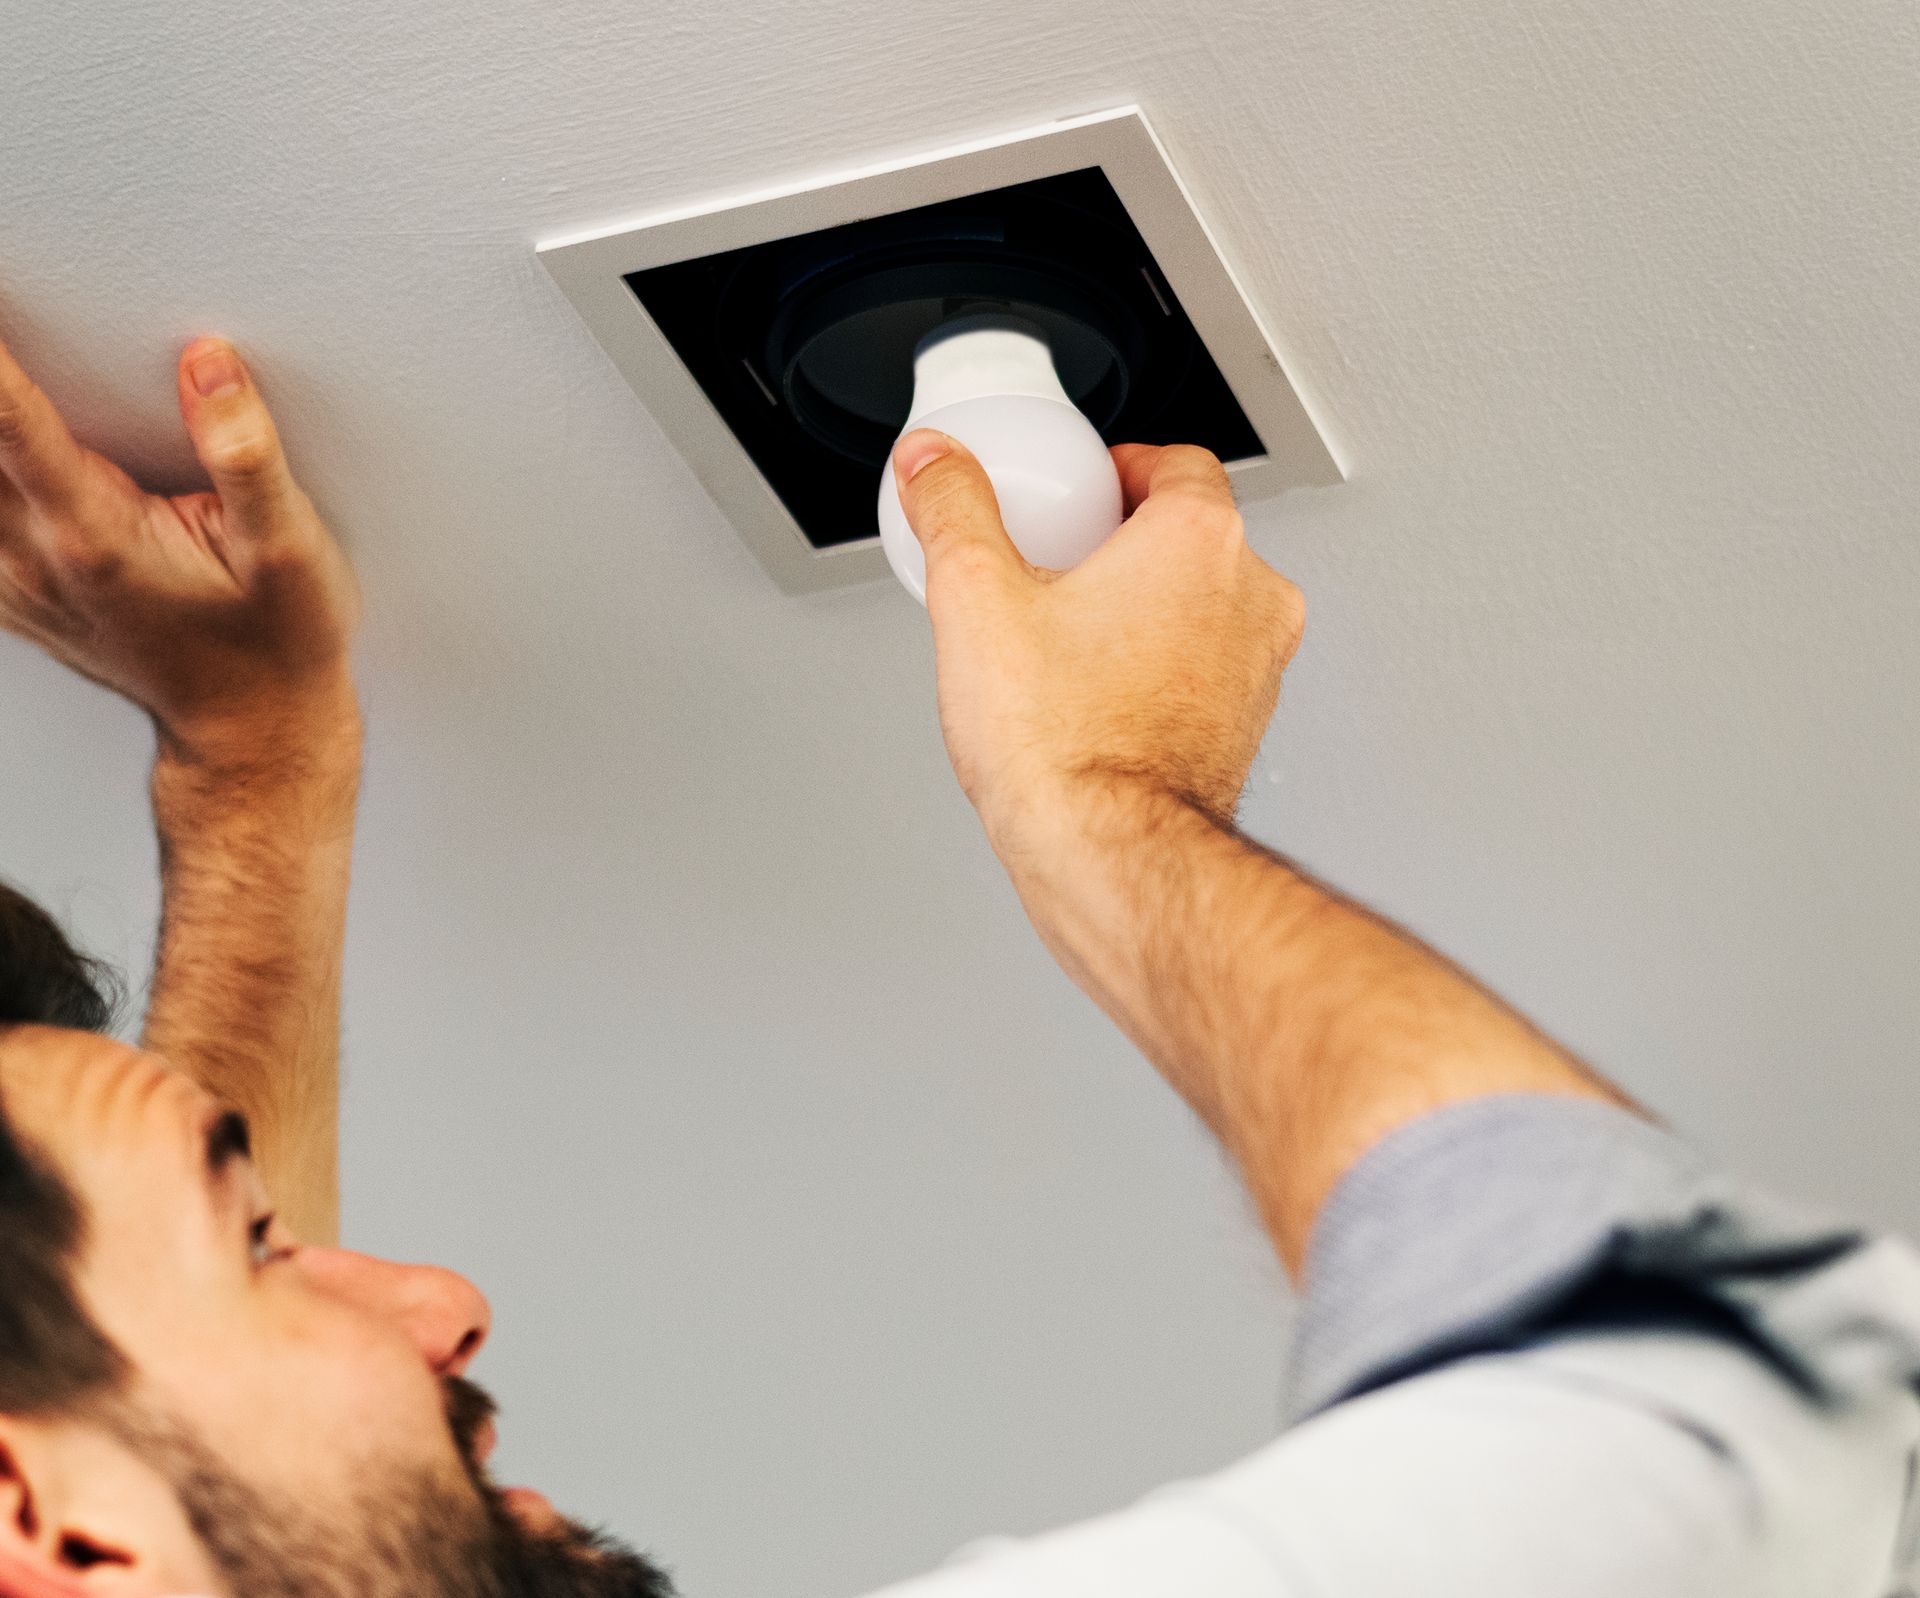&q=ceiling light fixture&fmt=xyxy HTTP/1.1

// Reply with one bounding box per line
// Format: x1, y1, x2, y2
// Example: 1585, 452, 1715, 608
538, 106, 1343, 594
